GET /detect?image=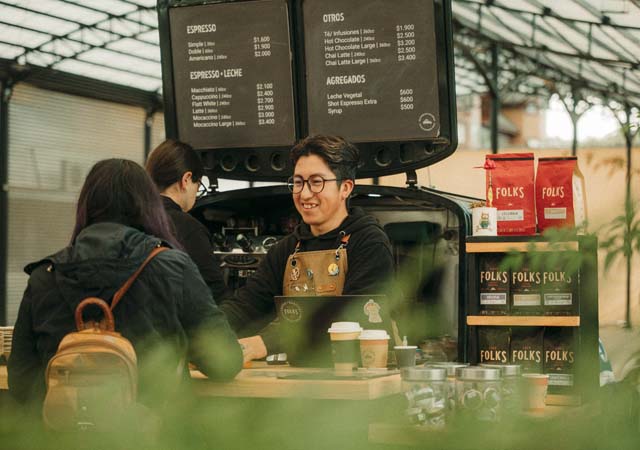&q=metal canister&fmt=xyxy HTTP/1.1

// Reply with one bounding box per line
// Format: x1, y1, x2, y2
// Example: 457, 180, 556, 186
455, 366, 502, 422
480, 364, 522, 414
401, 367, 447, 428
